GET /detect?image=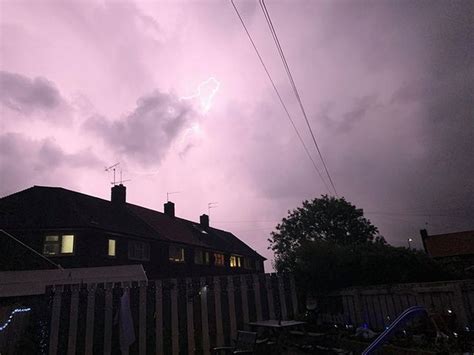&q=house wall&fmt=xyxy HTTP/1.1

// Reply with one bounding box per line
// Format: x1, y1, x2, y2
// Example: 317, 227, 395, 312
0, 228, 264, 278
